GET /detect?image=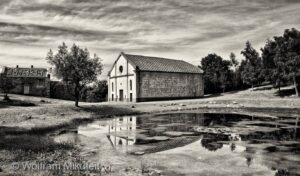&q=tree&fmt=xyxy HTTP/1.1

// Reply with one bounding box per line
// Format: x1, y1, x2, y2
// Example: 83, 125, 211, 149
275, 28, 300, 96
85, 80, 108, 102
0, 75, 14, 101
46, 43, 103, 106
201, 54, 233, 93
229, 52, 239, 70
229, 52, 241, 90
261, 39, 286, 92
240, 41, 263, 88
